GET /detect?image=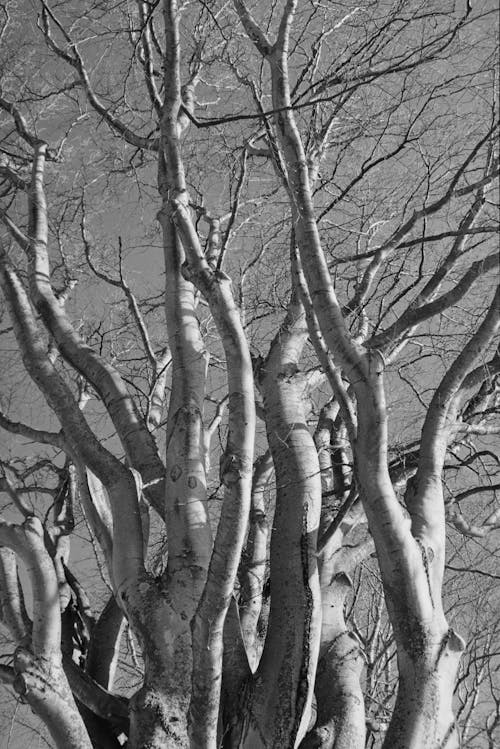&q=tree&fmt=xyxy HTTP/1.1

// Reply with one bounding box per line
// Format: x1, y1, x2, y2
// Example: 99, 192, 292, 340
0, 1, 498, 747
